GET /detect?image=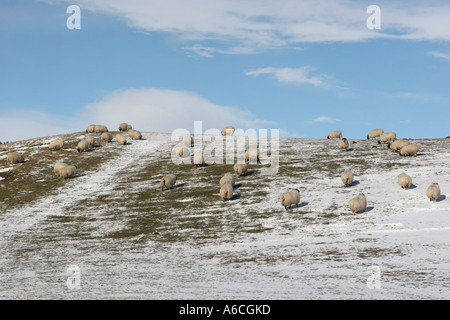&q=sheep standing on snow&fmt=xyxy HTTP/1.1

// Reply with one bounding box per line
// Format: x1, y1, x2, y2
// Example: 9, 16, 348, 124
94, 125, 109, 133
367, 129, 384, 140
86, 136, 95, 146
378, 131, 396, 144
6, 152, 25, 164
245, 148, 260, 162
118, 123, 132, 132
183, 135, 194, 147
193, 153, 206, 167
341, 170, 354, 187
59, 165, 77, 179
115, 134, 127, 145
426, 183, 441, 201
161, 174, 177, 191
233, 163, 249, 177
338, 138, 350, 150
399, 144, 419, 156
221, 126, 235, 136
348, 193, 367, 213
101, 132, 113, 143
398, 173, 412, 189
220, 183, 233, 201
53, 162, 68, 175
48, 138, 64, 151
76, 139, 89, 153
86, 124, 96, 133
219, 173, 236, 187
388, 139, 409, 152
327, 130, 342, 139
176, 146, 190, 157
128, 129, 142, 140
280, 189, 301, 210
